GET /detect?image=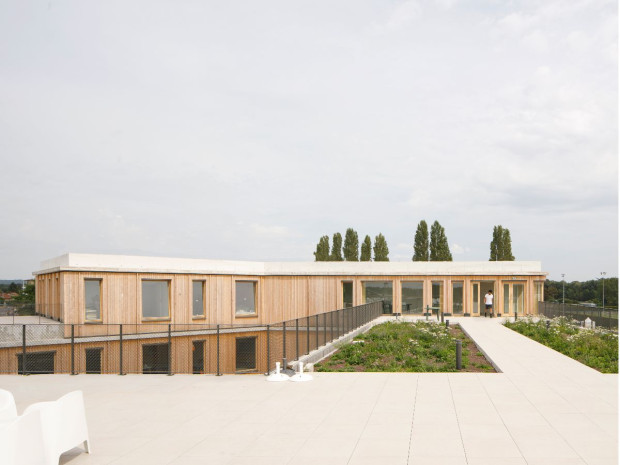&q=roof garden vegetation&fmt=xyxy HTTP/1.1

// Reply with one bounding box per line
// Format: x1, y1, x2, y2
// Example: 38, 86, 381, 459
315, 321, 495, 373
504, 316, 618, 374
